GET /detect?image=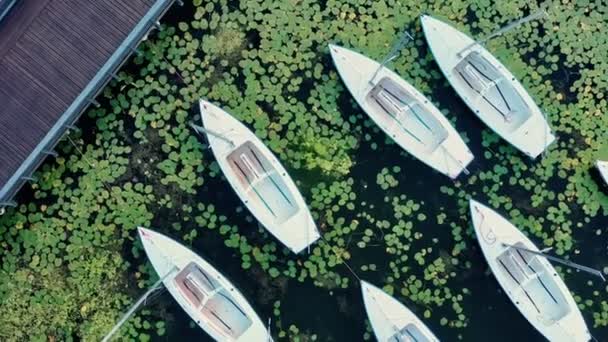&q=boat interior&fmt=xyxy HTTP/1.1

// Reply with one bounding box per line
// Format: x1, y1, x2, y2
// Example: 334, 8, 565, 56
227, 141, 298, 224
496, 243, 570, 323
390, 323, 431, 342
453, 51, 531, 133
174, 262, 253, 339
365, 77, 448, 153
